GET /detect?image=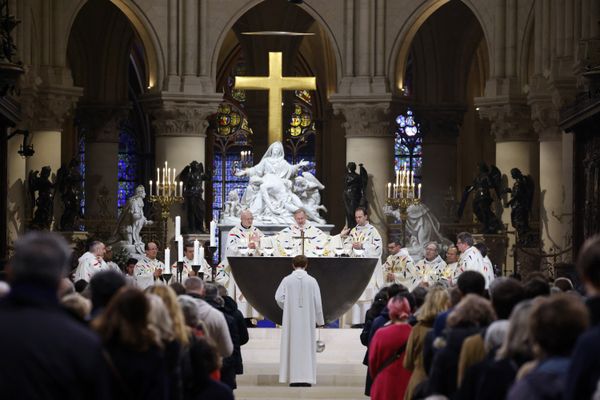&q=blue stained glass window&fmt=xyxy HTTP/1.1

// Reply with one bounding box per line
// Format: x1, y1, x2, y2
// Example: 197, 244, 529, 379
117, 124, 139, 213
394, 109, 423, 183
78, 133, 86, 230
